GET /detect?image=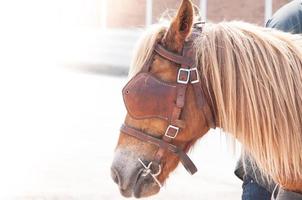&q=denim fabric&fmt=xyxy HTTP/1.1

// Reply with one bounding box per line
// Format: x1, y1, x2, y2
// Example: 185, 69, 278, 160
241, 176, 271, 200
266, 0, 302, 33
